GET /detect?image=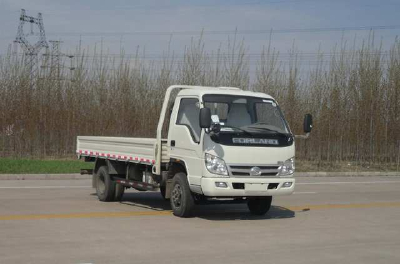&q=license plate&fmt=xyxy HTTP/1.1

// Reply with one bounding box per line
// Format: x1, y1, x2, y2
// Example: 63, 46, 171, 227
245, 183, 267, 191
